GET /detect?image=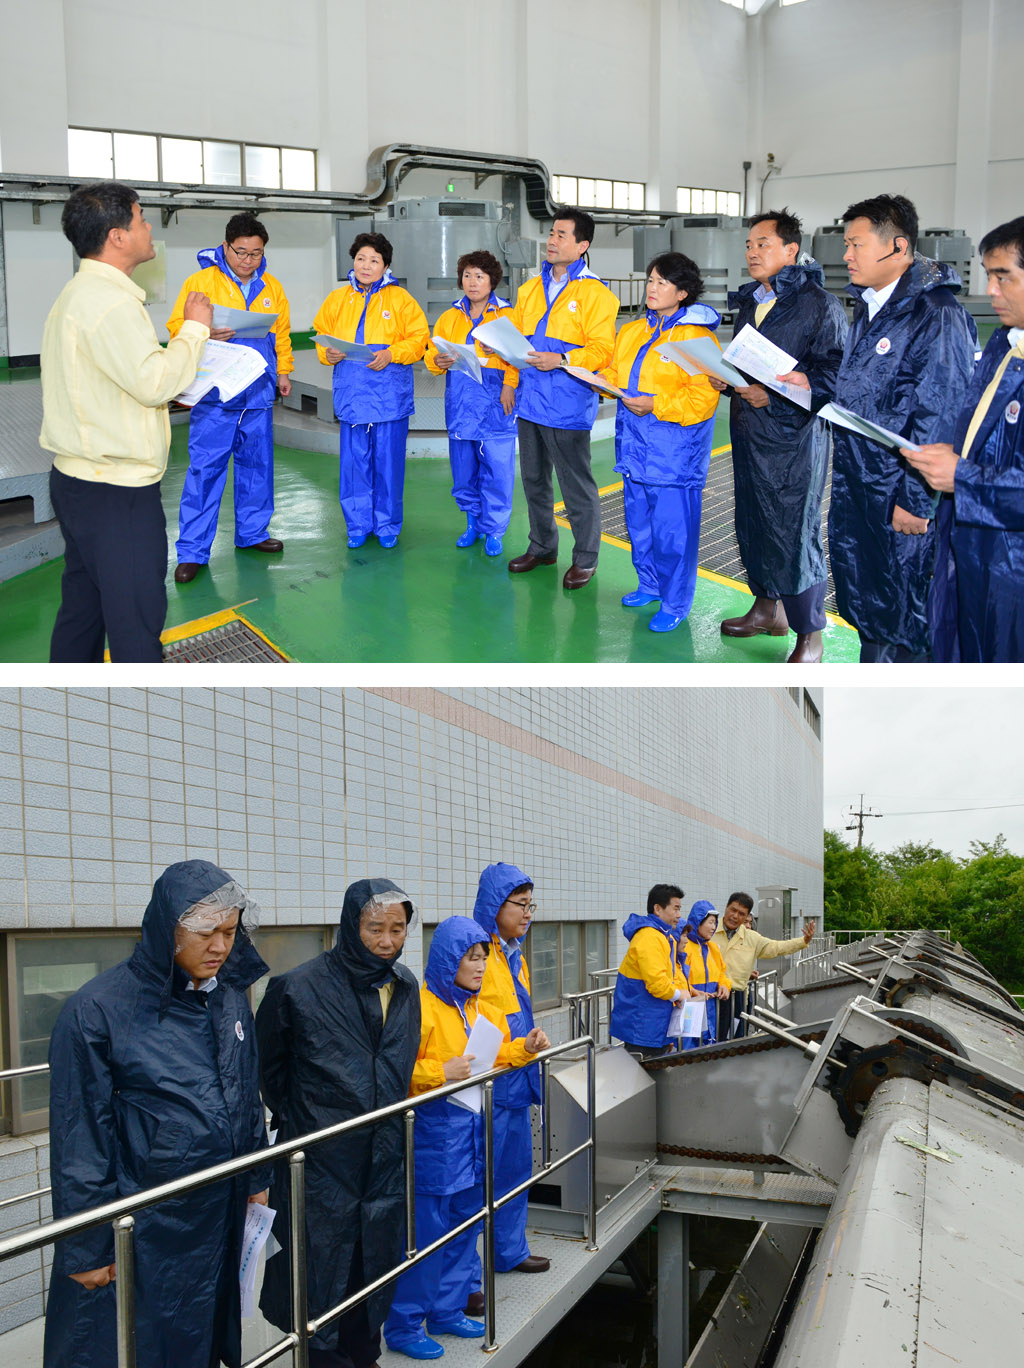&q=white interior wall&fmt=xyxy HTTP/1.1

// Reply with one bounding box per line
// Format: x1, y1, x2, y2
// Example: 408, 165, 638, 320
0, 0, 1020, 355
